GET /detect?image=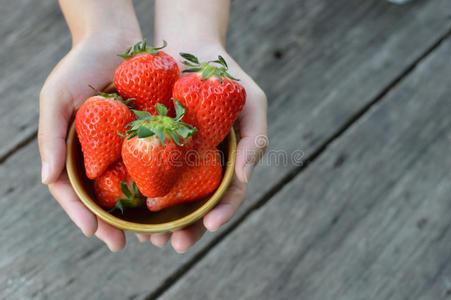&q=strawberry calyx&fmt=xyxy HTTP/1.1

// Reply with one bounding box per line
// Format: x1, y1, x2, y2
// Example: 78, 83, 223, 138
119, 99, 197, 146
117, 40, 167, 59
108, 181, 145, 214
88, 84, 135, 108
180, 53, 239, 84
